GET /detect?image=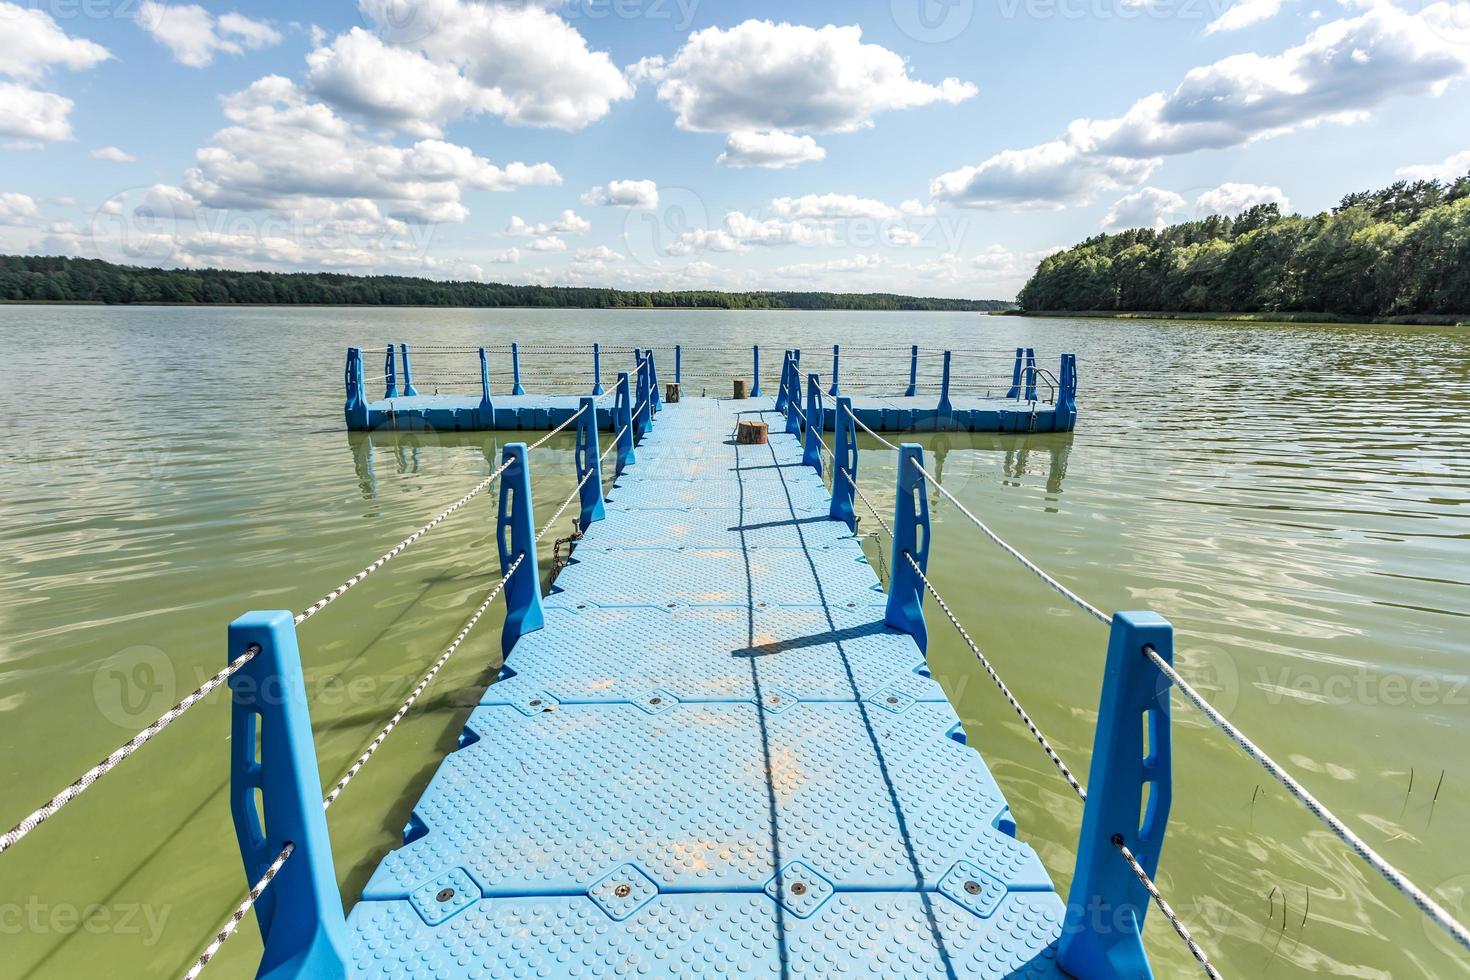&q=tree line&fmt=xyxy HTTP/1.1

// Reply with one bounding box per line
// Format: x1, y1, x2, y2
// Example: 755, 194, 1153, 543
1017, 171, 1470, 317
0, 255, 1009, 312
